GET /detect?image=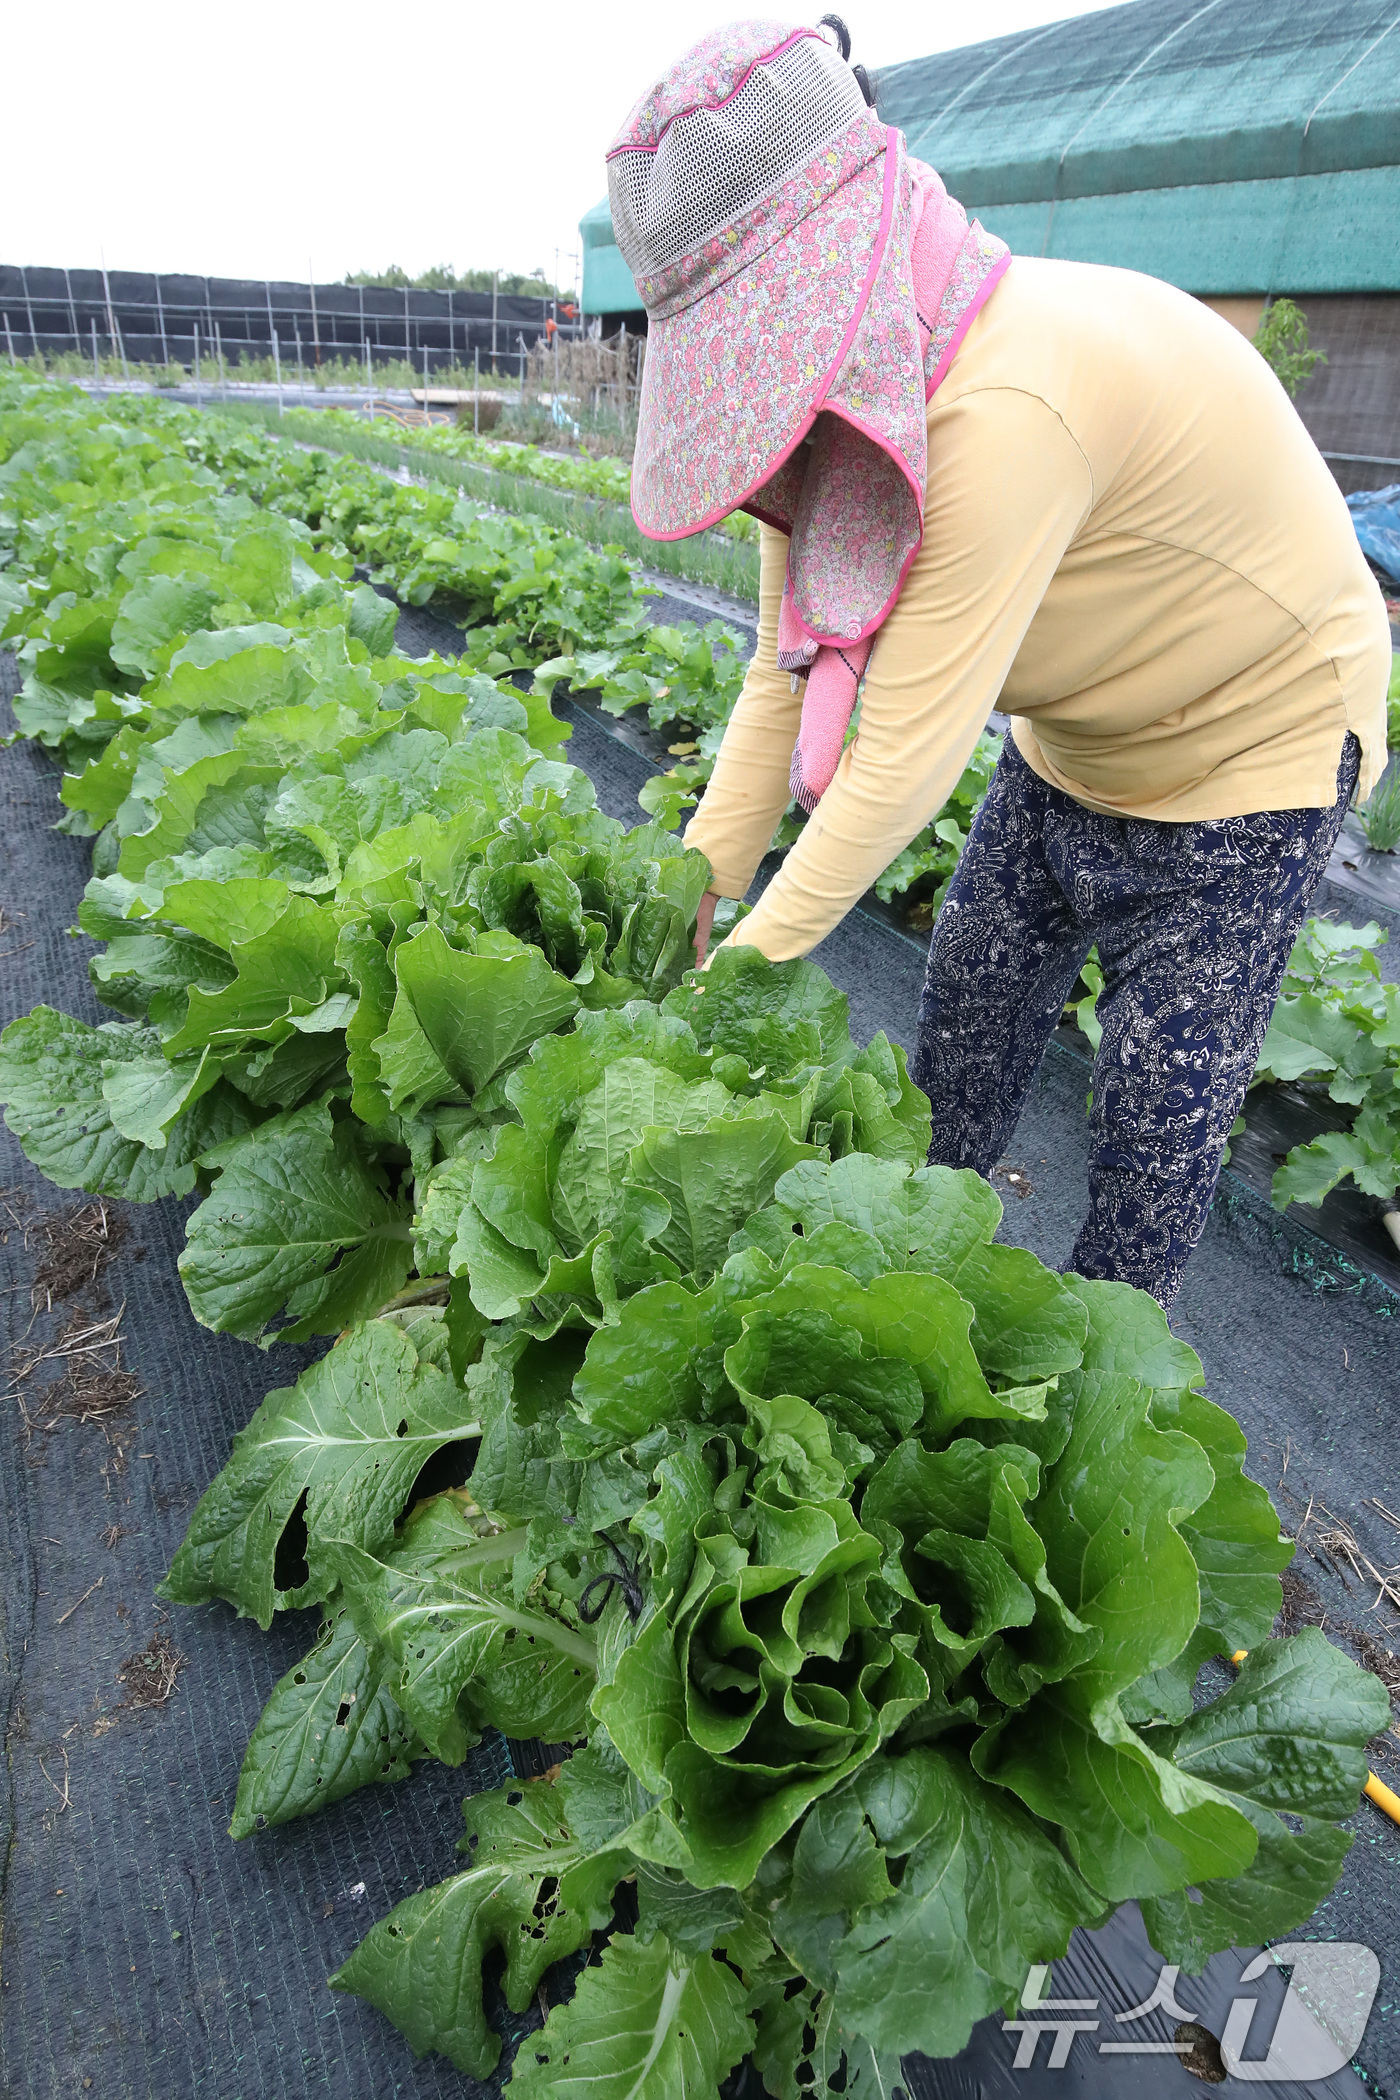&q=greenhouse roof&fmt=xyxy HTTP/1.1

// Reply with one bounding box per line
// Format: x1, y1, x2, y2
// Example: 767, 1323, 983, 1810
580, 0, 1400, 306
580, 196, 641, 315
875, 0, 1400, 292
